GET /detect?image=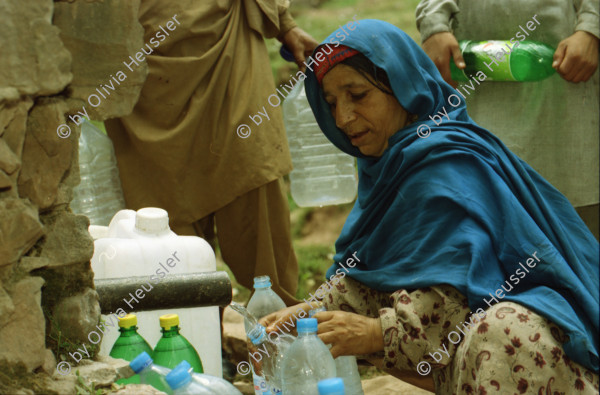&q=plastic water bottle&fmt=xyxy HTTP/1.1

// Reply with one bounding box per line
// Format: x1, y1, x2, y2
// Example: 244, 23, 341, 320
281, 318, 336, 394
450, 40, 555, 82
318, 378, 346, 395
129, 351, 172, 394
110, 314, 153, 384
166, 364, 213, 395
70, 120, 126, 226
245, 276, 287, 394
282, 80, 358, 207
309, 308, 363, 395
170, 361, 243, 395
152, 314, 204, 373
